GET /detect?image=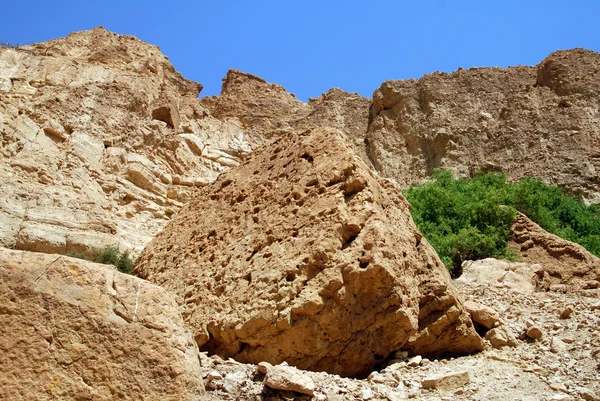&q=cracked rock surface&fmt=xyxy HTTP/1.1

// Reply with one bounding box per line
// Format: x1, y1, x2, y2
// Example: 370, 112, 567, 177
0, 247, 204, 401
135, 128, 482, 377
